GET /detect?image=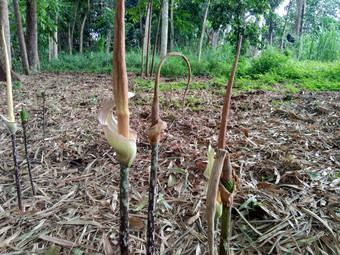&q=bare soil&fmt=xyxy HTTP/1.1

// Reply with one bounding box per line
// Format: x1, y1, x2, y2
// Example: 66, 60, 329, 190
0, 72, 339, 254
